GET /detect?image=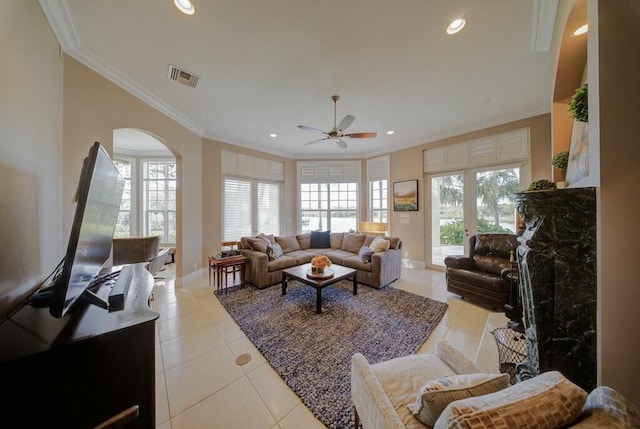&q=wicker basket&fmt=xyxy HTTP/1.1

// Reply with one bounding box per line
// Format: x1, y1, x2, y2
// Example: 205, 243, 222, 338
491, 327, 528, 384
